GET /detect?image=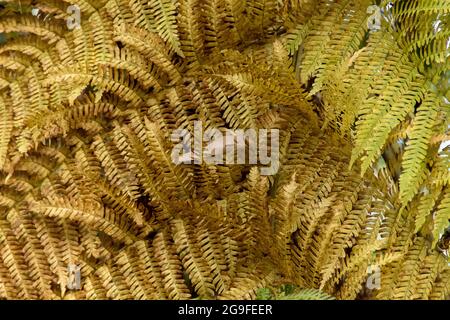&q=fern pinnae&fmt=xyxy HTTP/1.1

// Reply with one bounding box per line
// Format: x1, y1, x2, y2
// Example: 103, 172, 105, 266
0, 0, 448, 301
